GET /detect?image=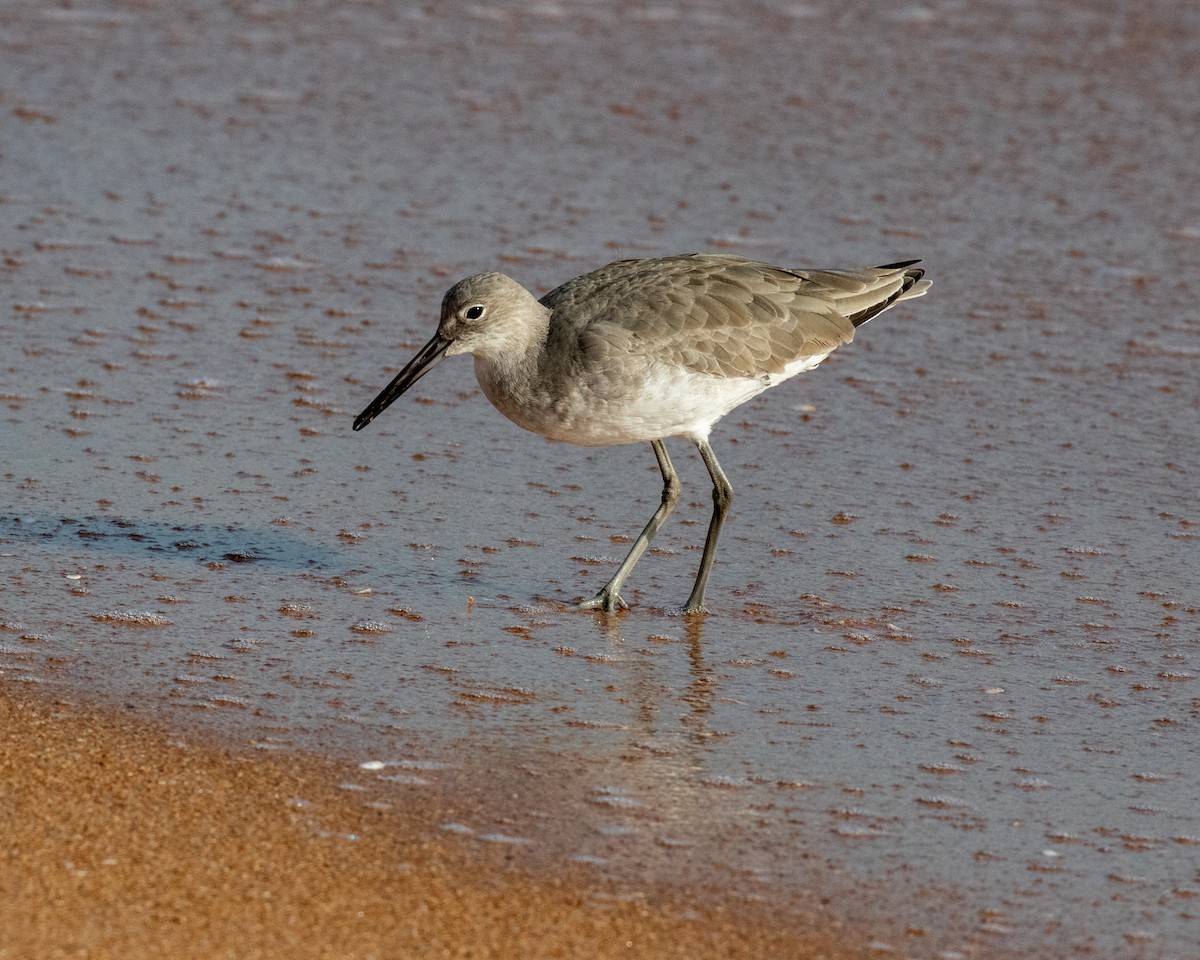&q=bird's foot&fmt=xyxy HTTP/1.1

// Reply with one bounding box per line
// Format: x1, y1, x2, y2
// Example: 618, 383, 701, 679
679, 590, 710, 616
577, 589, 627, 613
